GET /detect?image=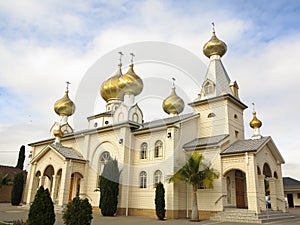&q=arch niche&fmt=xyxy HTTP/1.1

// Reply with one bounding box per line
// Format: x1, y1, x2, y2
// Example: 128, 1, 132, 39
224, 169, 247, 209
